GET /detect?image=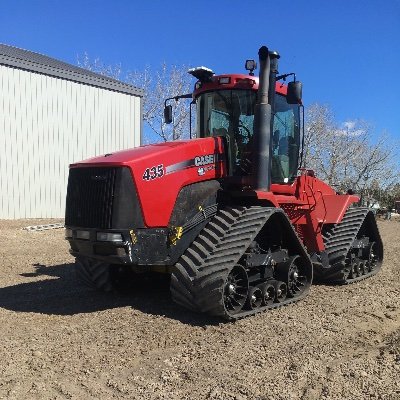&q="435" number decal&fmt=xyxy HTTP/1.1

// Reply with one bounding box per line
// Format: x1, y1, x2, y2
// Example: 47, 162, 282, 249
142, 164, 164, 181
